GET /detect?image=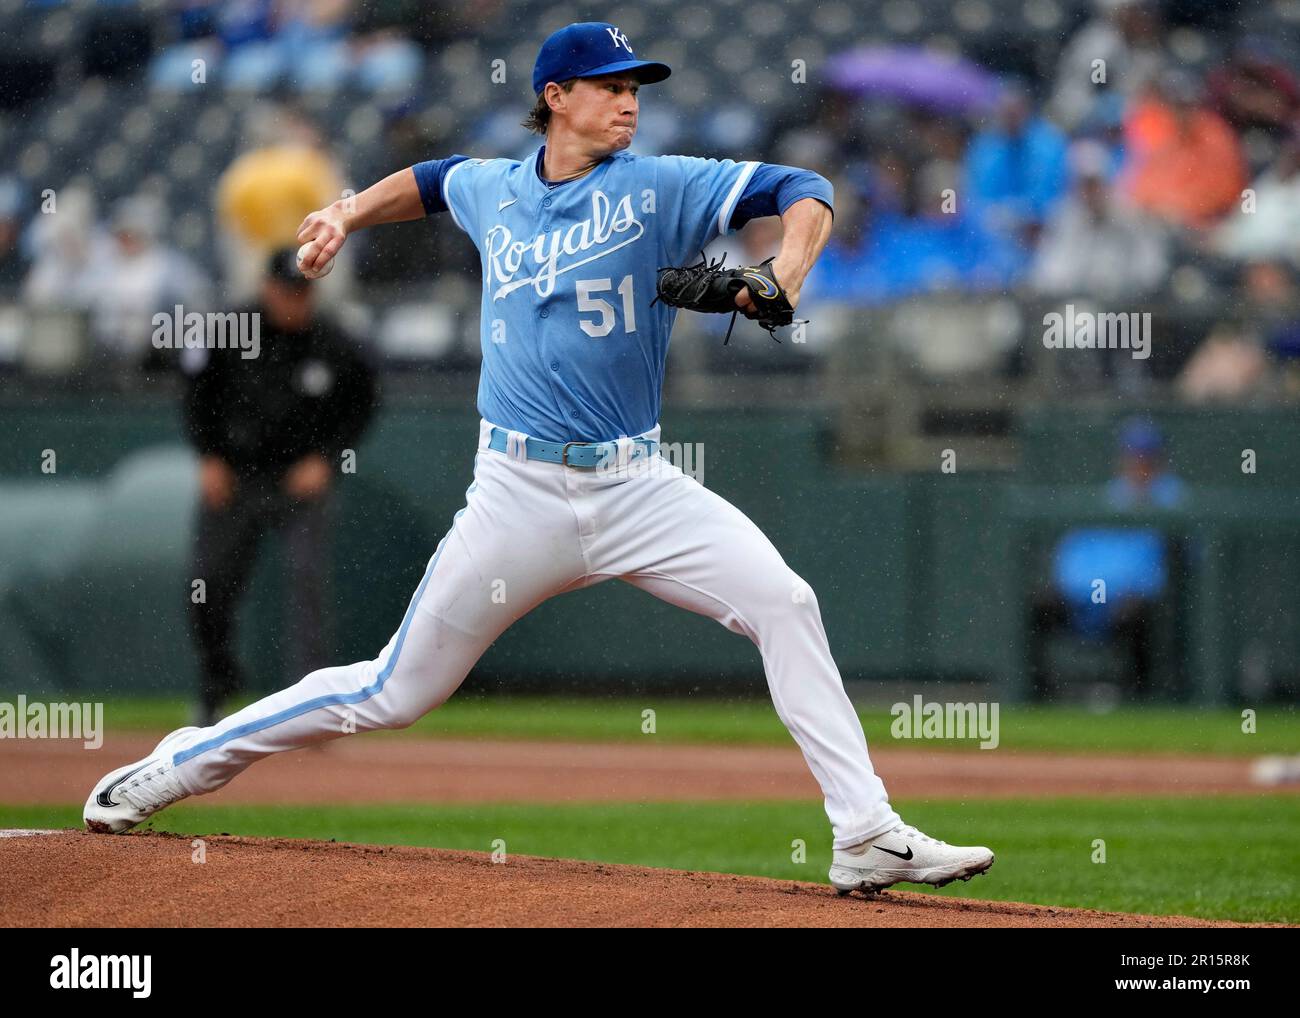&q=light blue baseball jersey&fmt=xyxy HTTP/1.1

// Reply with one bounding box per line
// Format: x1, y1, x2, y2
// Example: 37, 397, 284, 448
412, 145, 833, 442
